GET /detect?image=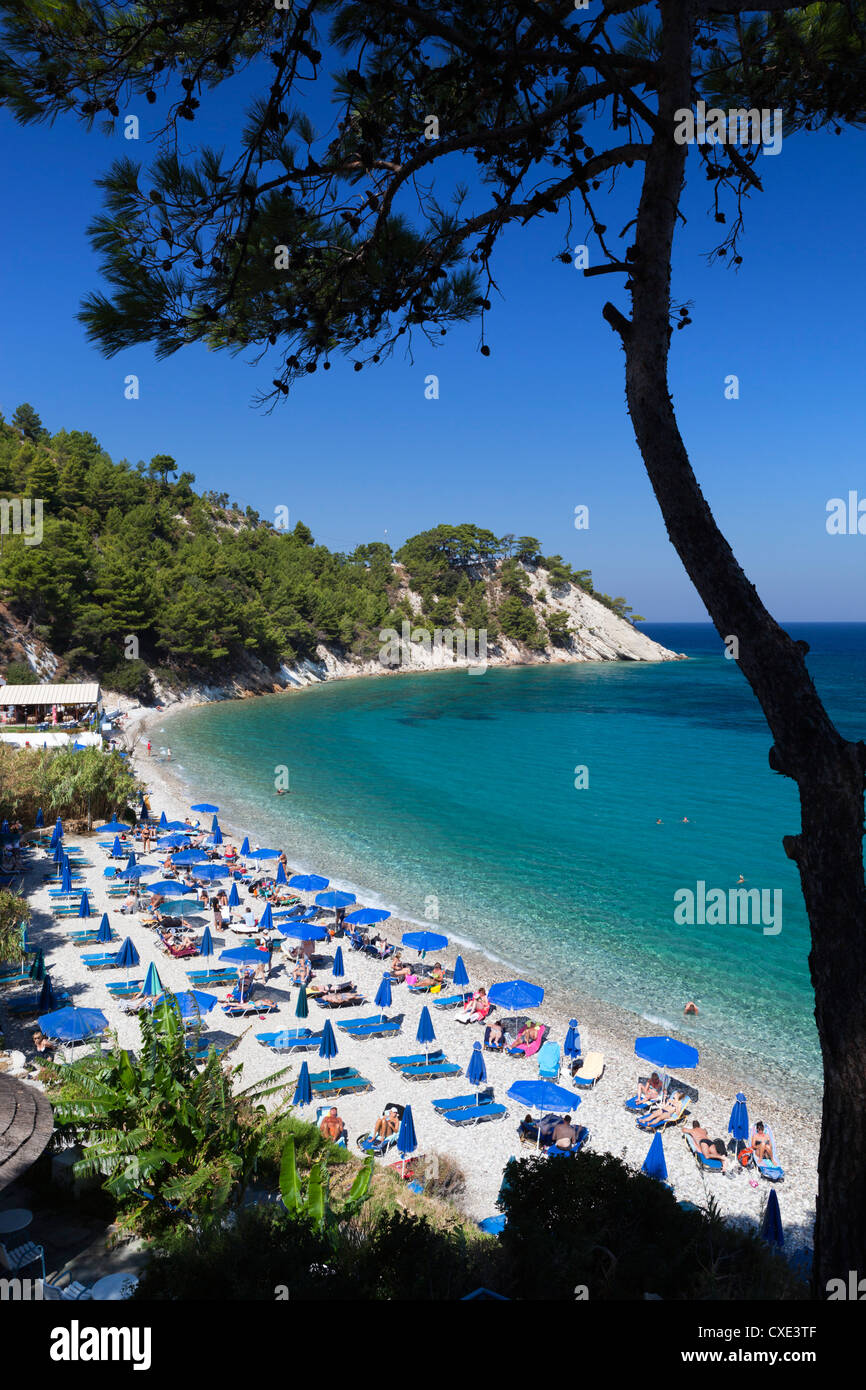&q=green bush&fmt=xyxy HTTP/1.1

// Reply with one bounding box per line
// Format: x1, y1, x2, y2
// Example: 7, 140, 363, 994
3, 660, 37, 684
100, 659, 154, 702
